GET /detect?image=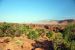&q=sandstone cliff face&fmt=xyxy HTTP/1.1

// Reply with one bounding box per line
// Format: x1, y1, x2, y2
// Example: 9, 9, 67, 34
28, 19, 75, 32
